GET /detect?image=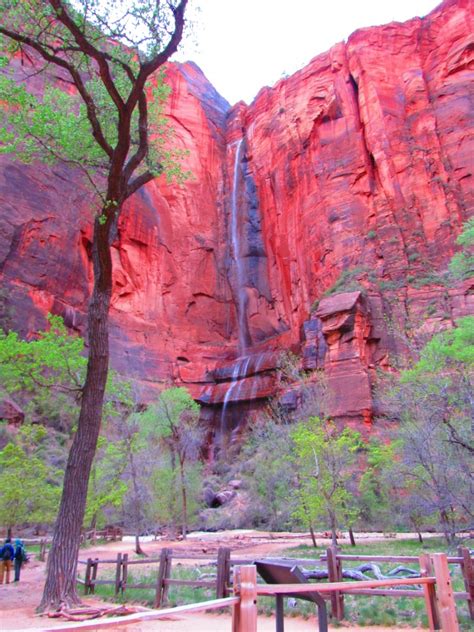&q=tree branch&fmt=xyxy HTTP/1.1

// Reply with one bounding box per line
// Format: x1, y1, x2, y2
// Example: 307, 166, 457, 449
48, 0, 125, 113
123, 92, 149, 183
126, 168, 162, 199
0, 25, 114, 159
129, 0, 188, 107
